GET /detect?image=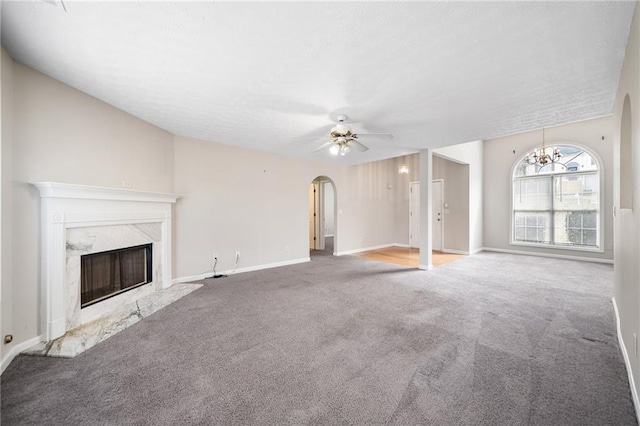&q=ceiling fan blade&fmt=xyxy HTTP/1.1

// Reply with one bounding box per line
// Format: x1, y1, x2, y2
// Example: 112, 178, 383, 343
312, 140, 334, 153
295, 136, 328, 140
353, 133, 394, 139
350, 140, 369, 152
